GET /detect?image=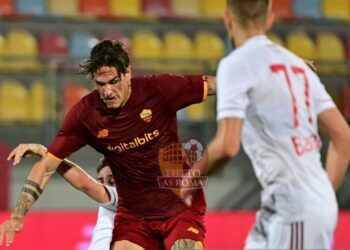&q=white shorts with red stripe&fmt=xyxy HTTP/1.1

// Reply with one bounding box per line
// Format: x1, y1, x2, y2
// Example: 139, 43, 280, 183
244, 209, 337, 250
